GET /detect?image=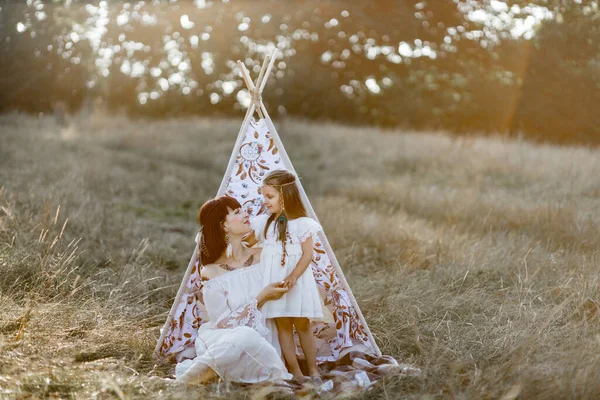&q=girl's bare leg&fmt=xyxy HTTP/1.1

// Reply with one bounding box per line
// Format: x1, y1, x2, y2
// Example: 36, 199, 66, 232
275, 317, 303, 378
294, 317, 319, 377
